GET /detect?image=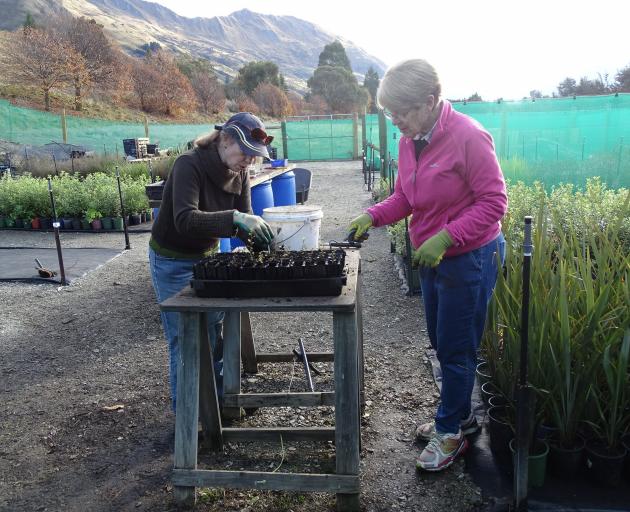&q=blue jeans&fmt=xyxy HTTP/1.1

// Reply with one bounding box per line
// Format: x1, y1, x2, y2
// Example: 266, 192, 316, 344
419, 233, 505, 434
148, 247, 224, 412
